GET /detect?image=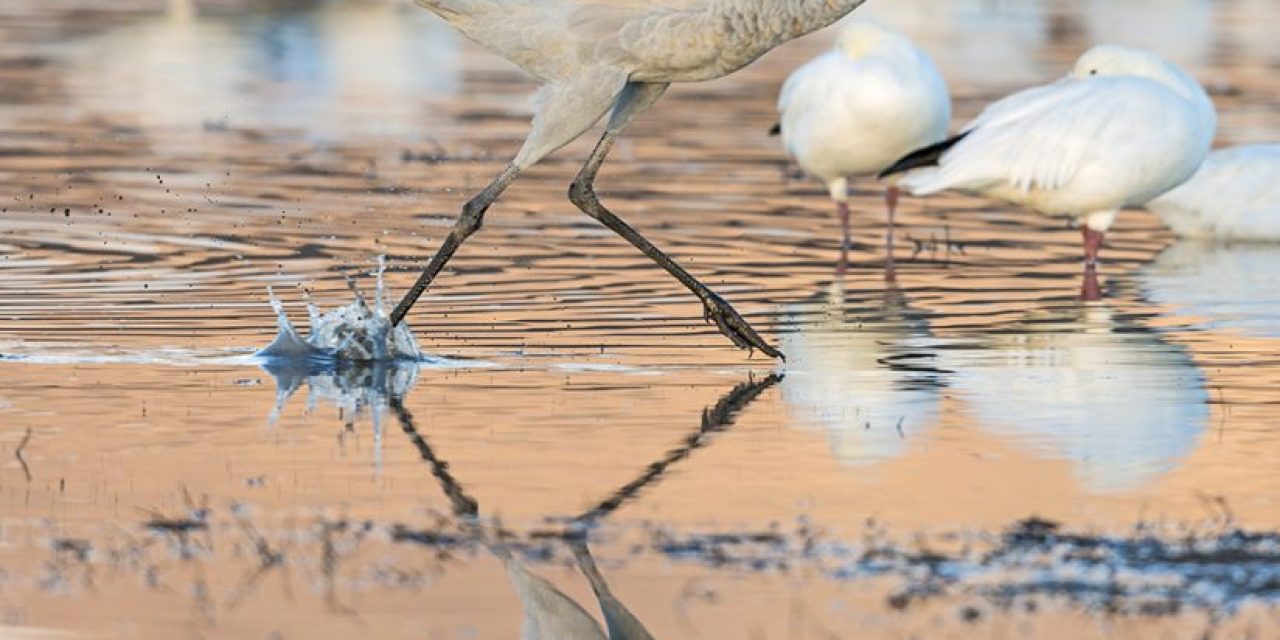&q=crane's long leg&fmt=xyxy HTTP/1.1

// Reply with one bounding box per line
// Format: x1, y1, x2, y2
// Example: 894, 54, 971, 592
389, 166, 521, 326
390, 71, 627, 328
567, 83, 782, 358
